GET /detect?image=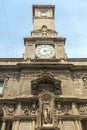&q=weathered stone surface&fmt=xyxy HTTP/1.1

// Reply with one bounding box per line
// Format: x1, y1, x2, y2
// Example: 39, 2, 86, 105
0, 4, 87, 130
